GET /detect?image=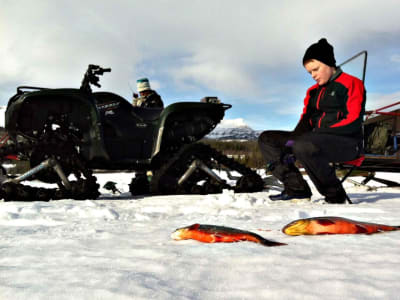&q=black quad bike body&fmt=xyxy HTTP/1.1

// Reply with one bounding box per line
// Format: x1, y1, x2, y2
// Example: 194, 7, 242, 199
0, 65, 264, 201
